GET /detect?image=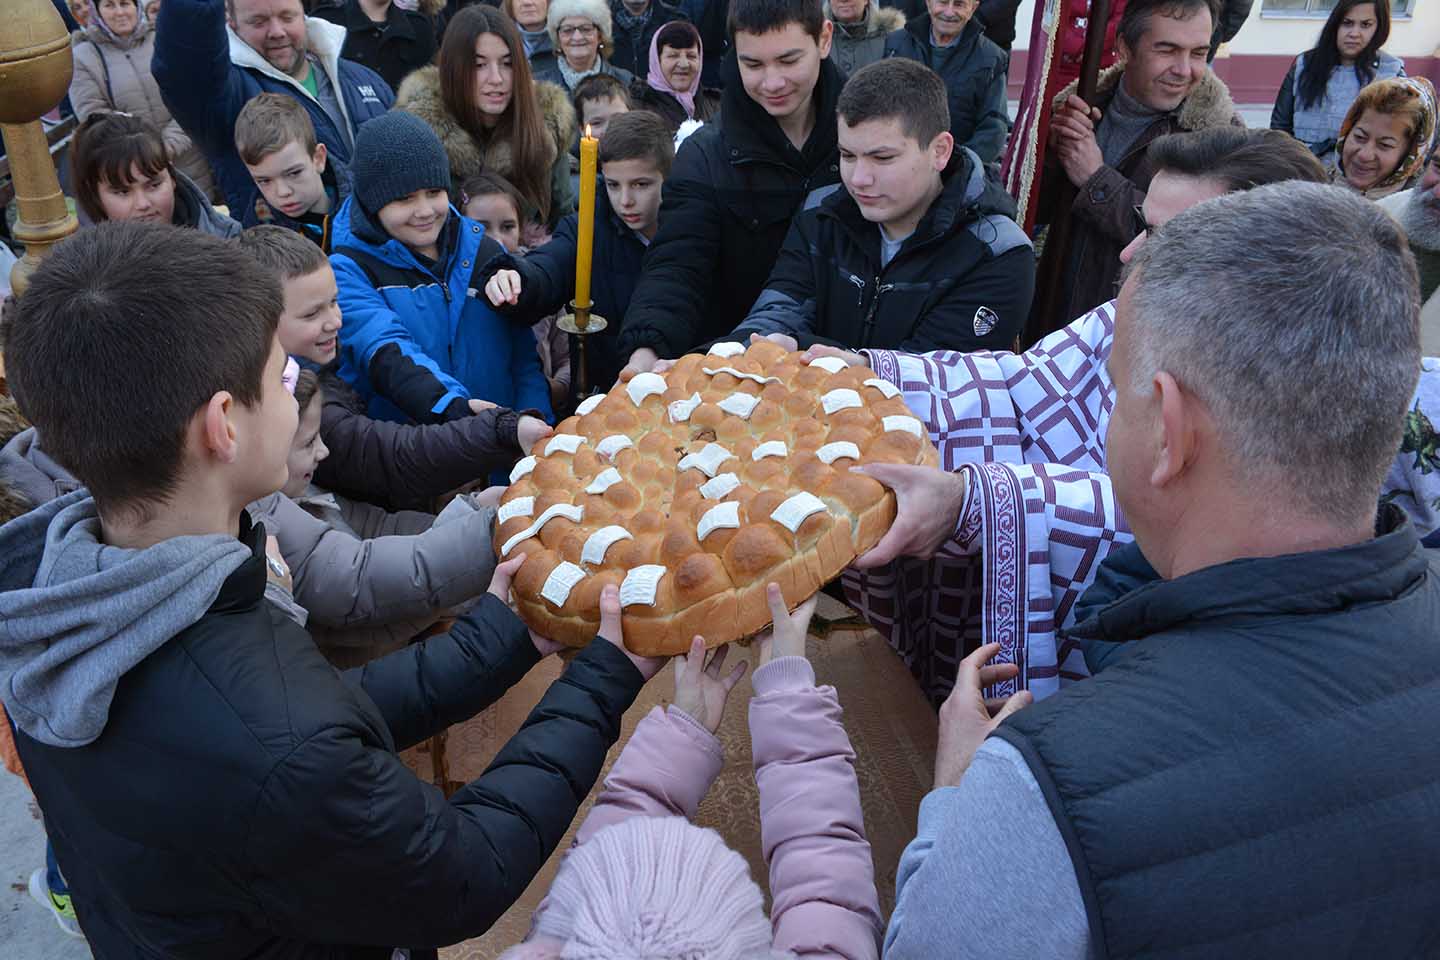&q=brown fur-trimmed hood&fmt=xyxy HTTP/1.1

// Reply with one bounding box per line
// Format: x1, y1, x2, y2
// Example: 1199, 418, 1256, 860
1053, 63, 1240, 133
395, 65, 579, 188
